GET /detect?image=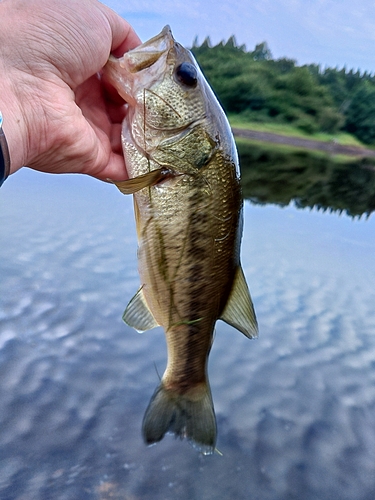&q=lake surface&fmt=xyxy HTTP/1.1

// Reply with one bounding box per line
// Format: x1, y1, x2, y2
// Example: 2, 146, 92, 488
1, 168, 375, 500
